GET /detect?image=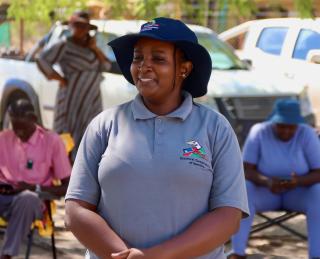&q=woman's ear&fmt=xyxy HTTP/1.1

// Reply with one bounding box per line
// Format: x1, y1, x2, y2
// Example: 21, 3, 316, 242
180, 61, 193, 79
